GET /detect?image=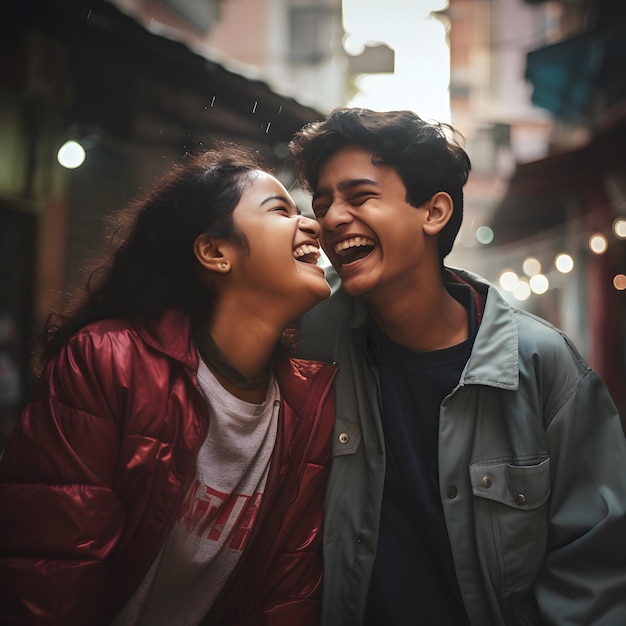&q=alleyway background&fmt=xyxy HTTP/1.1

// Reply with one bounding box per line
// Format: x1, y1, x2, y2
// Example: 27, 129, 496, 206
1, 0, 625, 450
